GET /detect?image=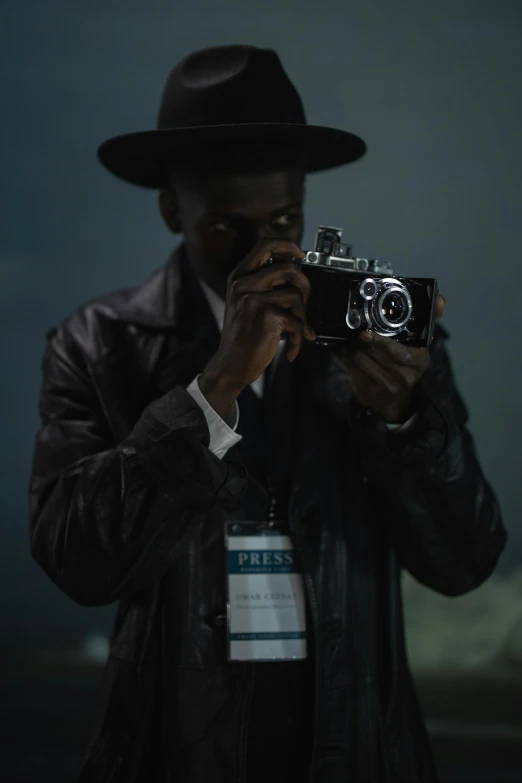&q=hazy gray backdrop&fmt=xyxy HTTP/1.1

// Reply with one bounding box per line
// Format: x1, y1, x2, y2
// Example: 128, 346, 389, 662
2, 0, 521, 669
